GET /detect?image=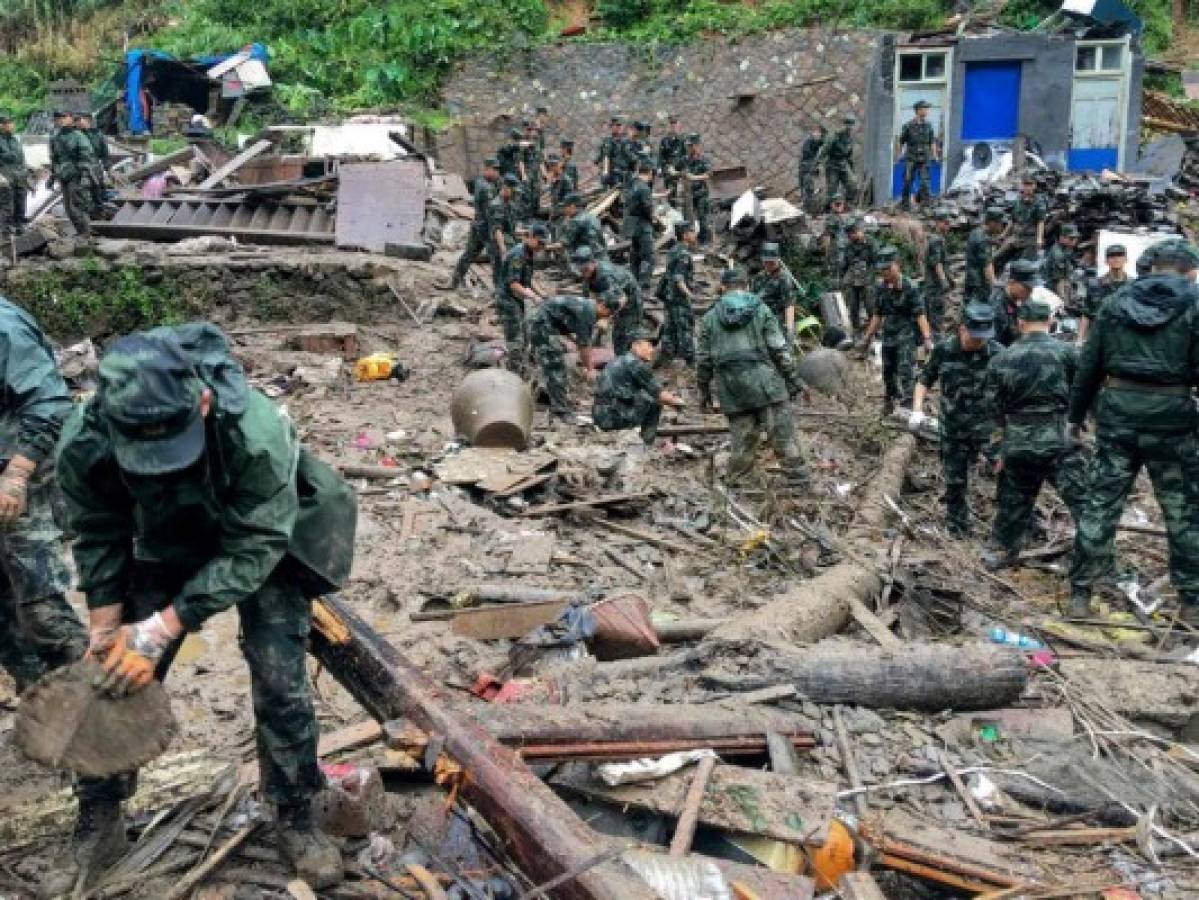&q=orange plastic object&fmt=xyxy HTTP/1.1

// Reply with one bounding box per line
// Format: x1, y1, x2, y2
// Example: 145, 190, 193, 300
806, 818, 855, 889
